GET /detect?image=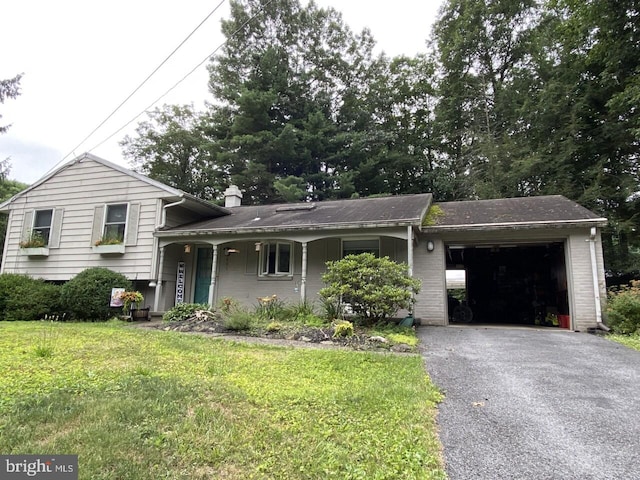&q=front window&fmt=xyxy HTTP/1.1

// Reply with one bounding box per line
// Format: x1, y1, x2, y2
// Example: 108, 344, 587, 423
342, 239, 380, 257
103, 204, 127, 243
260, 242, 292, 275
33, 209, 53, 245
